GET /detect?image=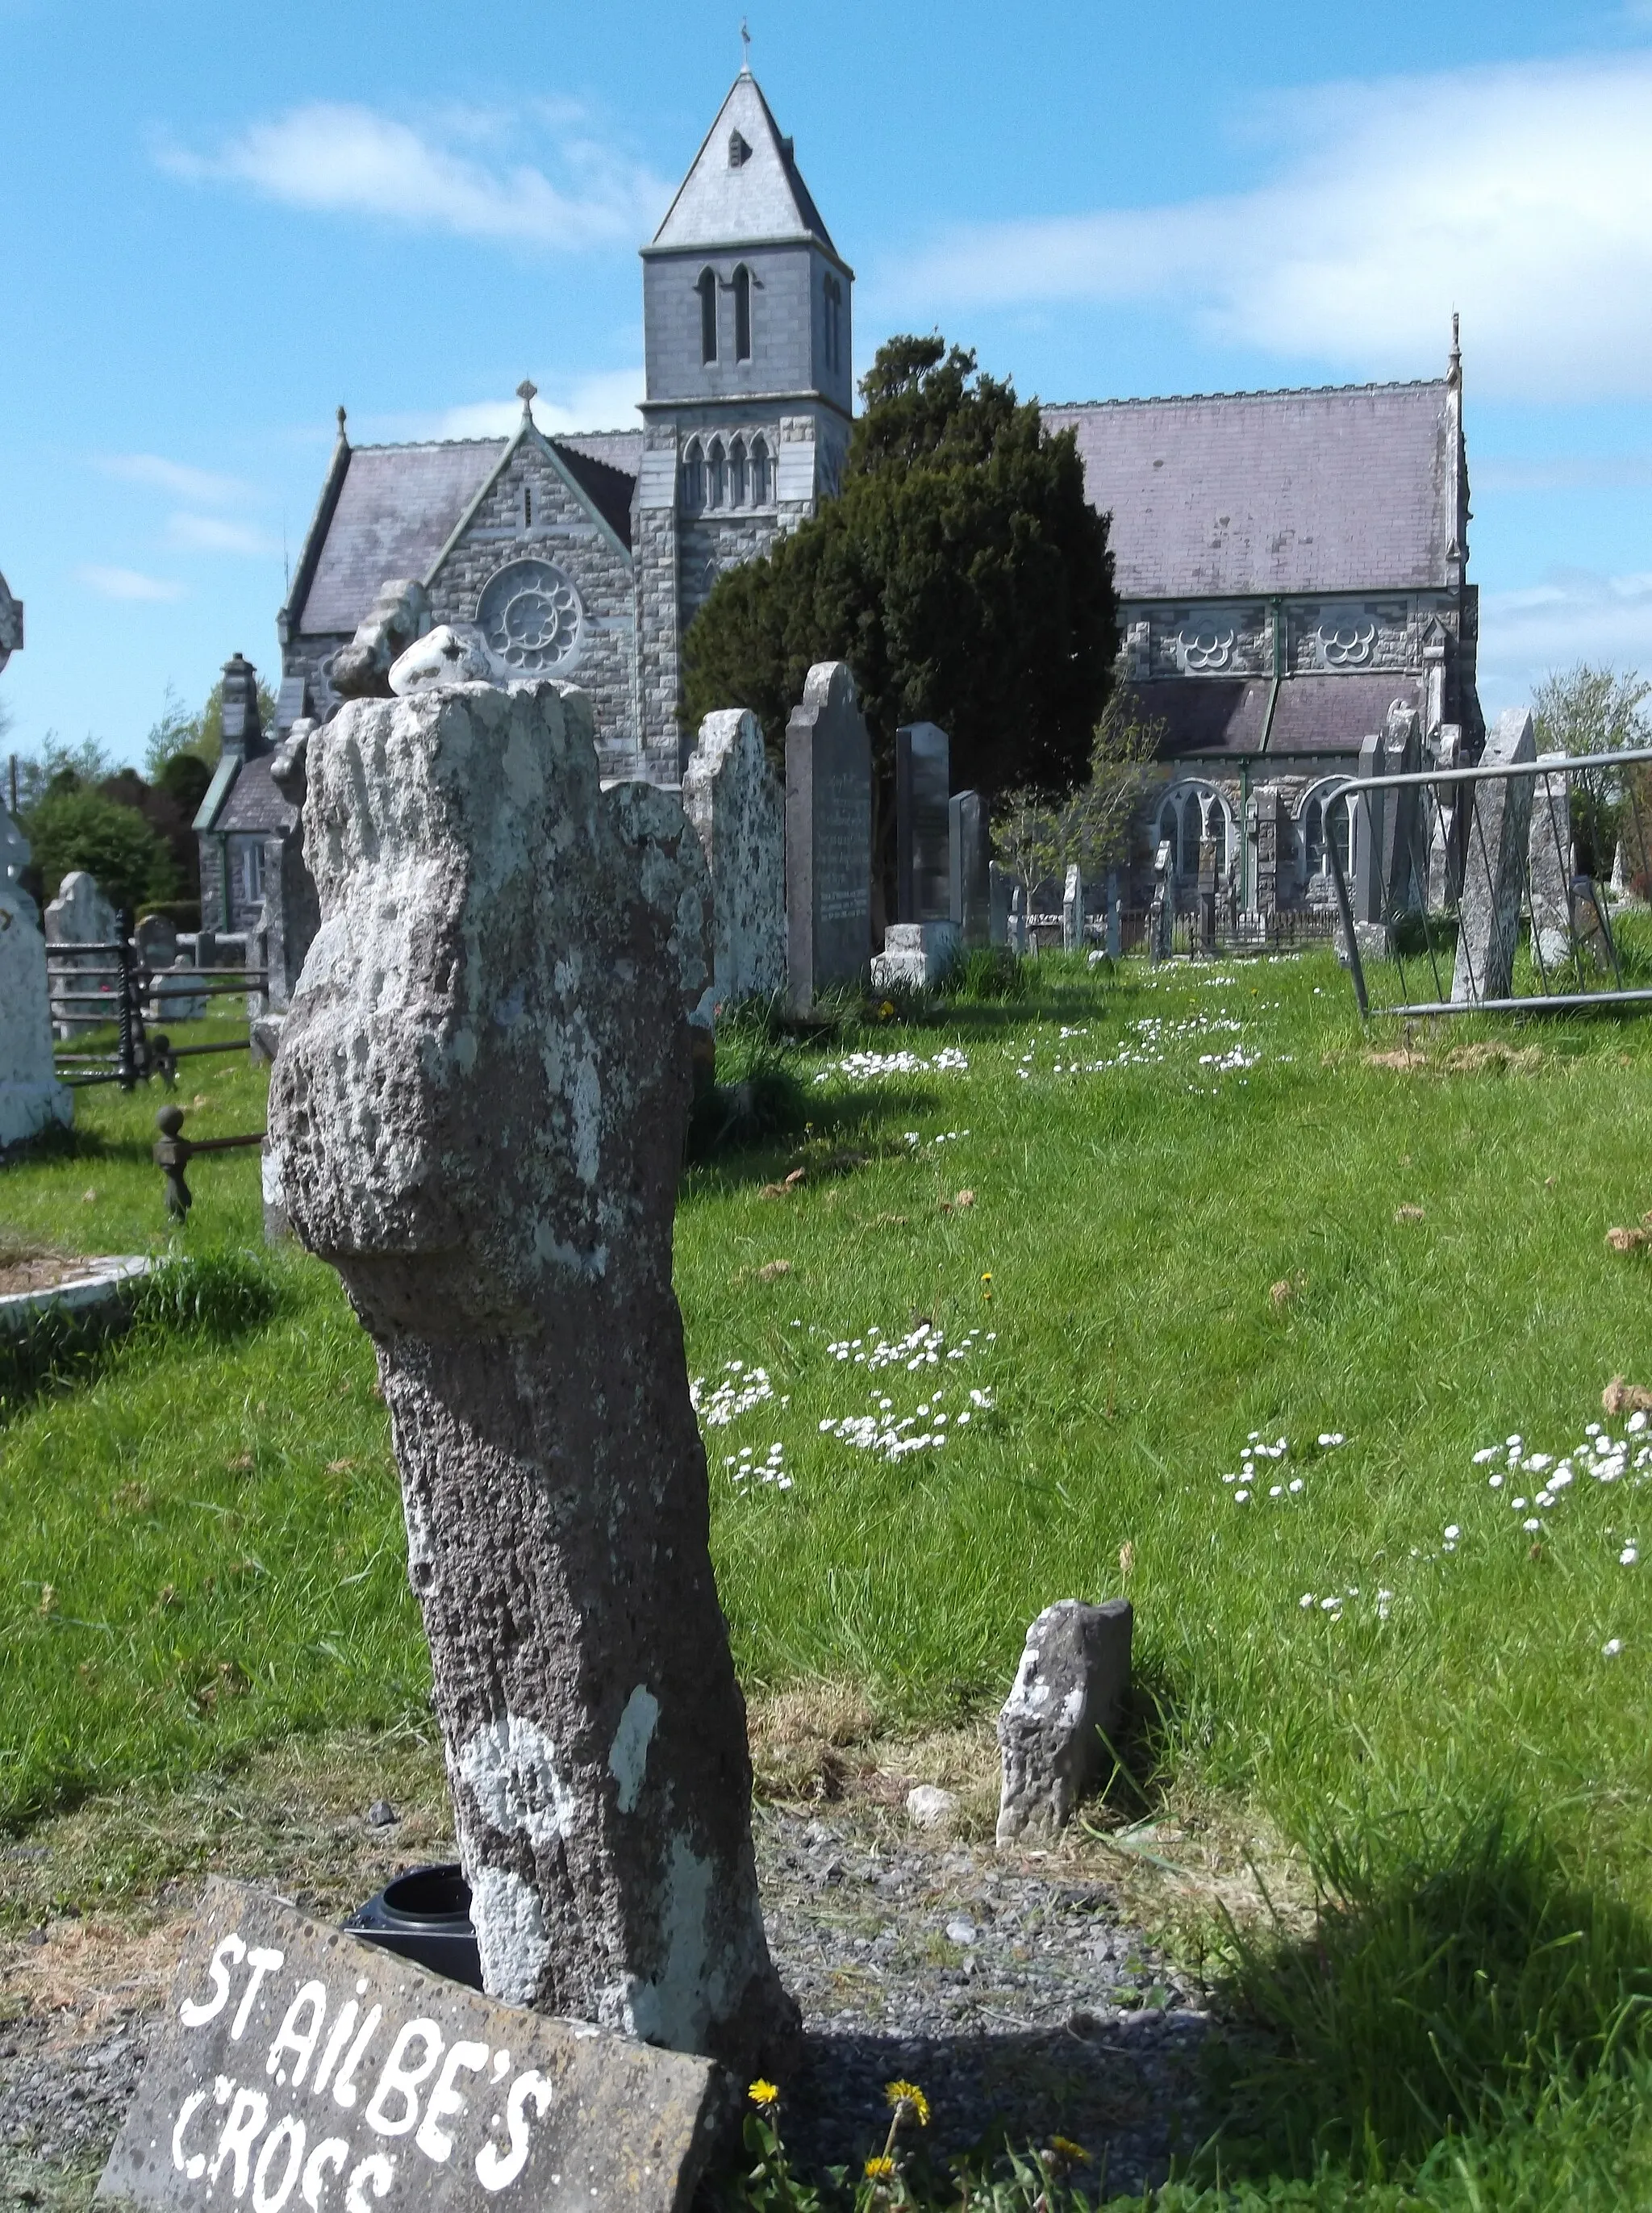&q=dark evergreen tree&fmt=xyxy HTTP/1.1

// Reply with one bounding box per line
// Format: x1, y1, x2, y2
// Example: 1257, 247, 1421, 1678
683, 336, 1119, 808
